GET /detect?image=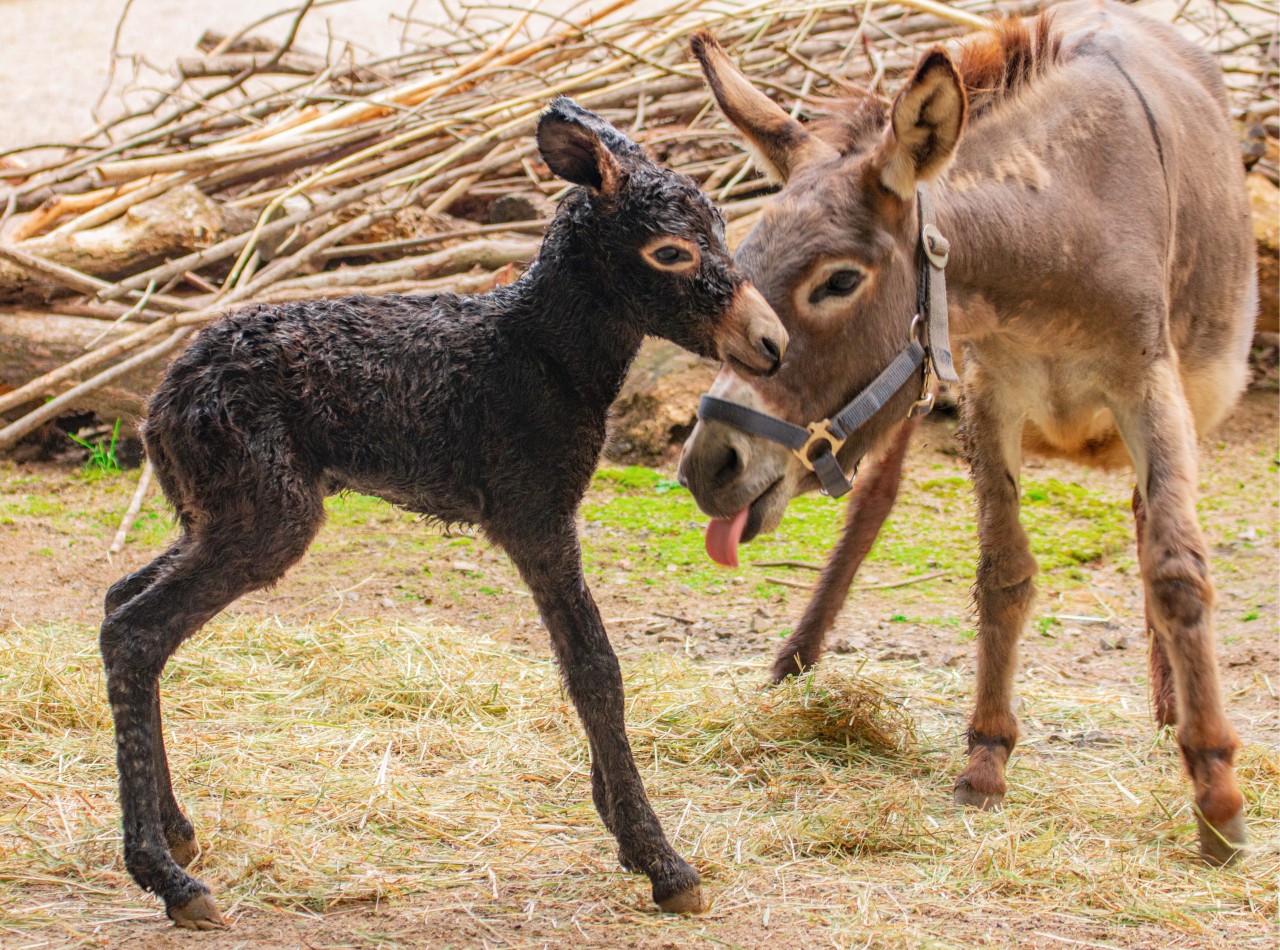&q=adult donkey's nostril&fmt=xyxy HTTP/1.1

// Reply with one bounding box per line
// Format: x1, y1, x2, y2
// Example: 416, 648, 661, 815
713, 444, 744, 489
